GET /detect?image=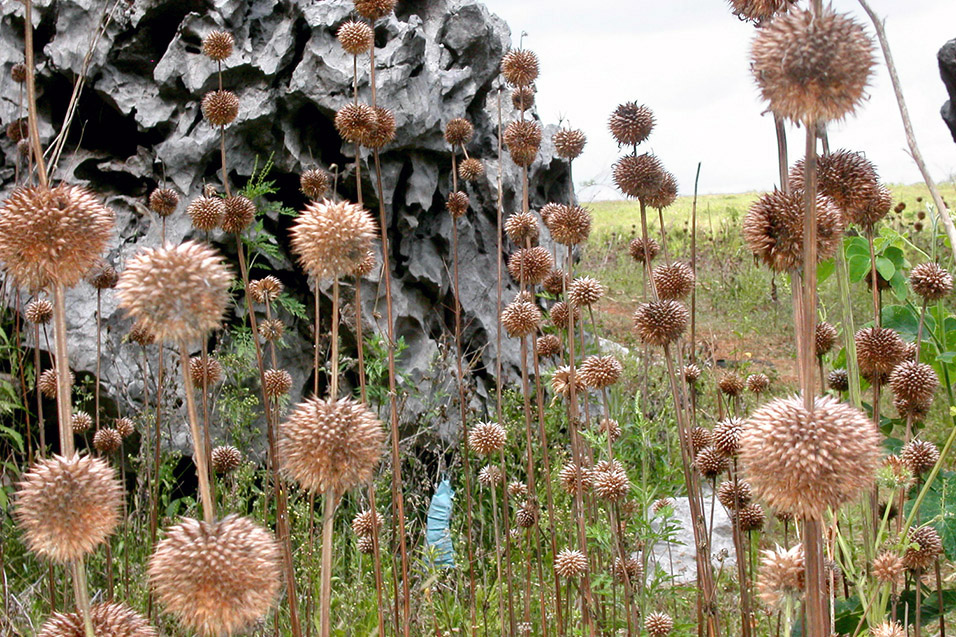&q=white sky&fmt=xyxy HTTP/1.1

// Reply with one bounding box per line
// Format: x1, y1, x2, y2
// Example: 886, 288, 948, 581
481, 0, 956, 199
